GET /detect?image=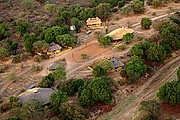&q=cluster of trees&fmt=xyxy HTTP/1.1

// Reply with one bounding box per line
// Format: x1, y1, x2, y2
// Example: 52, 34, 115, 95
122, 56, 147, 83
78, 77, 112, 107
121, 0, 145, 16
146, 0, 178, 8
130, 41, 167, 63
